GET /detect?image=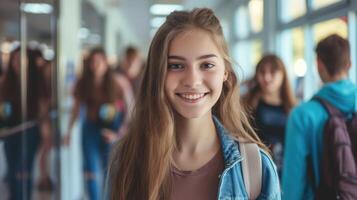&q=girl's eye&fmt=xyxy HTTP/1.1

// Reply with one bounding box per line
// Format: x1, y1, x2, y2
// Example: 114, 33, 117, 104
168, 63, 184, 70
201, 63, 215, 69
